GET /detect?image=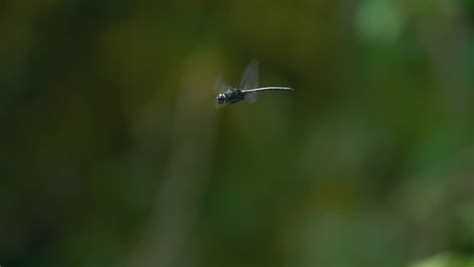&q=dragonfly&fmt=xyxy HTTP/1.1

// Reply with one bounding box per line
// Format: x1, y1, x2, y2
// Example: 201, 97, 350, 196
215, 60, 293, 106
